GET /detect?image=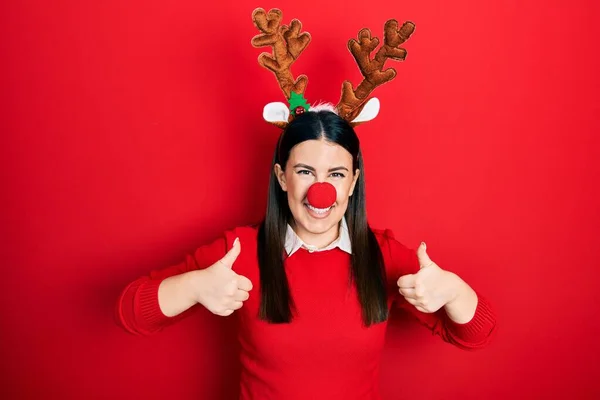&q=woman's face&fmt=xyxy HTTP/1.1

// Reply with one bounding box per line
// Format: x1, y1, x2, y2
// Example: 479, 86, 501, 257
274, 139, 360, 244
